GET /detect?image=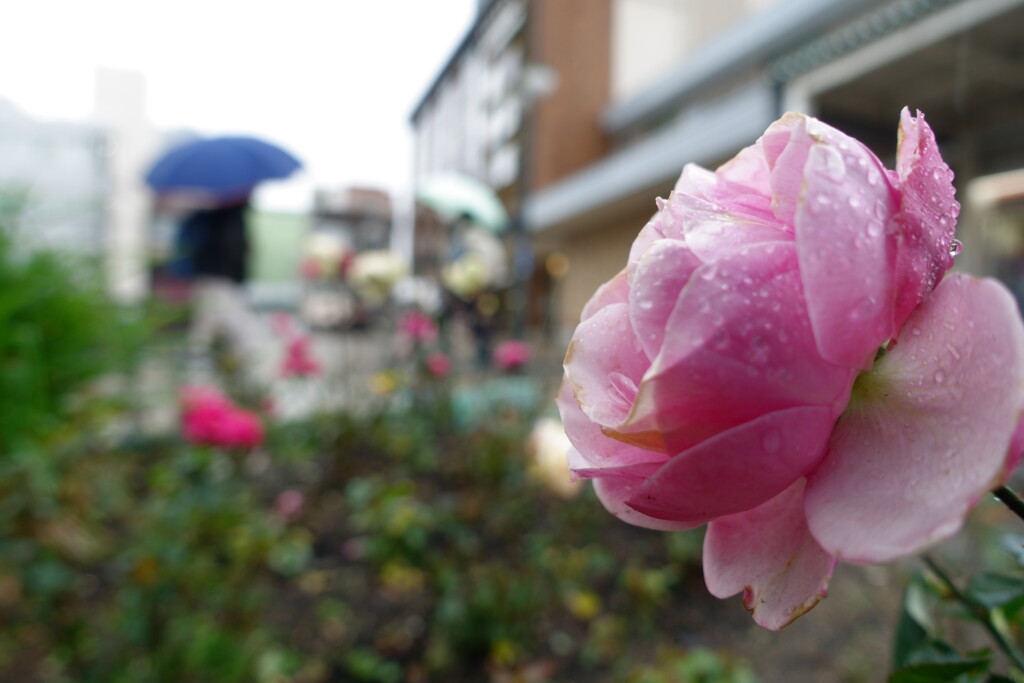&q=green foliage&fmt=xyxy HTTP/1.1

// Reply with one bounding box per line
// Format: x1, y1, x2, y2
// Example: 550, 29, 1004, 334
890, 549, 1024, 683
0, 238, 733, 681
0, 209, 141, 454
622, 646, 759, 683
